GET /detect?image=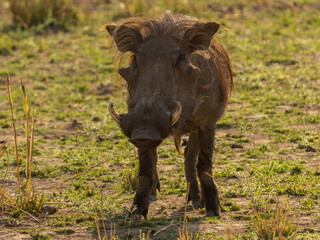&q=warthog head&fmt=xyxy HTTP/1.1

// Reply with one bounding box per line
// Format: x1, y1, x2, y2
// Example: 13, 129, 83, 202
106, 16, 219, 149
